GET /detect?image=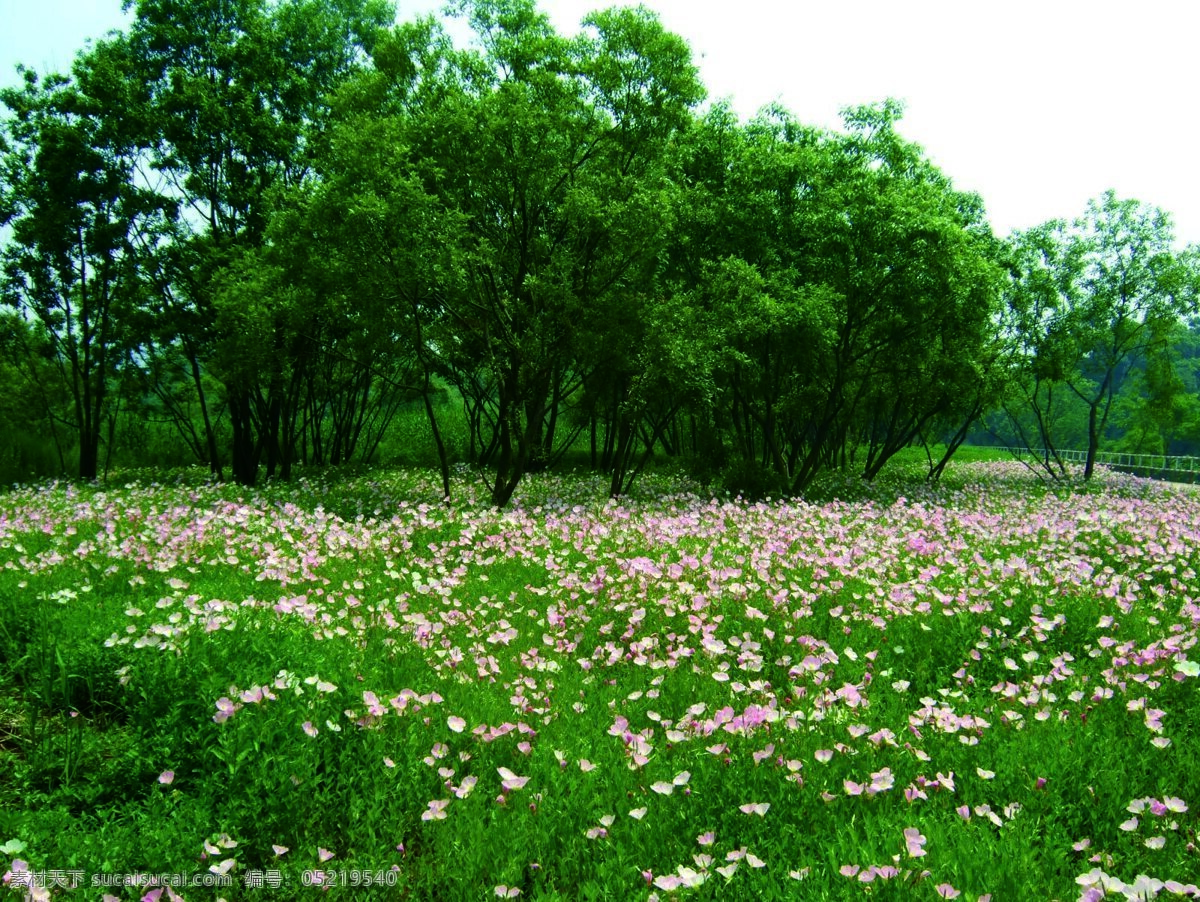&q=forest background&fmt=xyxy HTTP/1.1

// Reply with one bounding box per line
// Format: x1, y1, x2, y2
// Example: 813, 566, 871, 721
4, 0, 1200, 505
